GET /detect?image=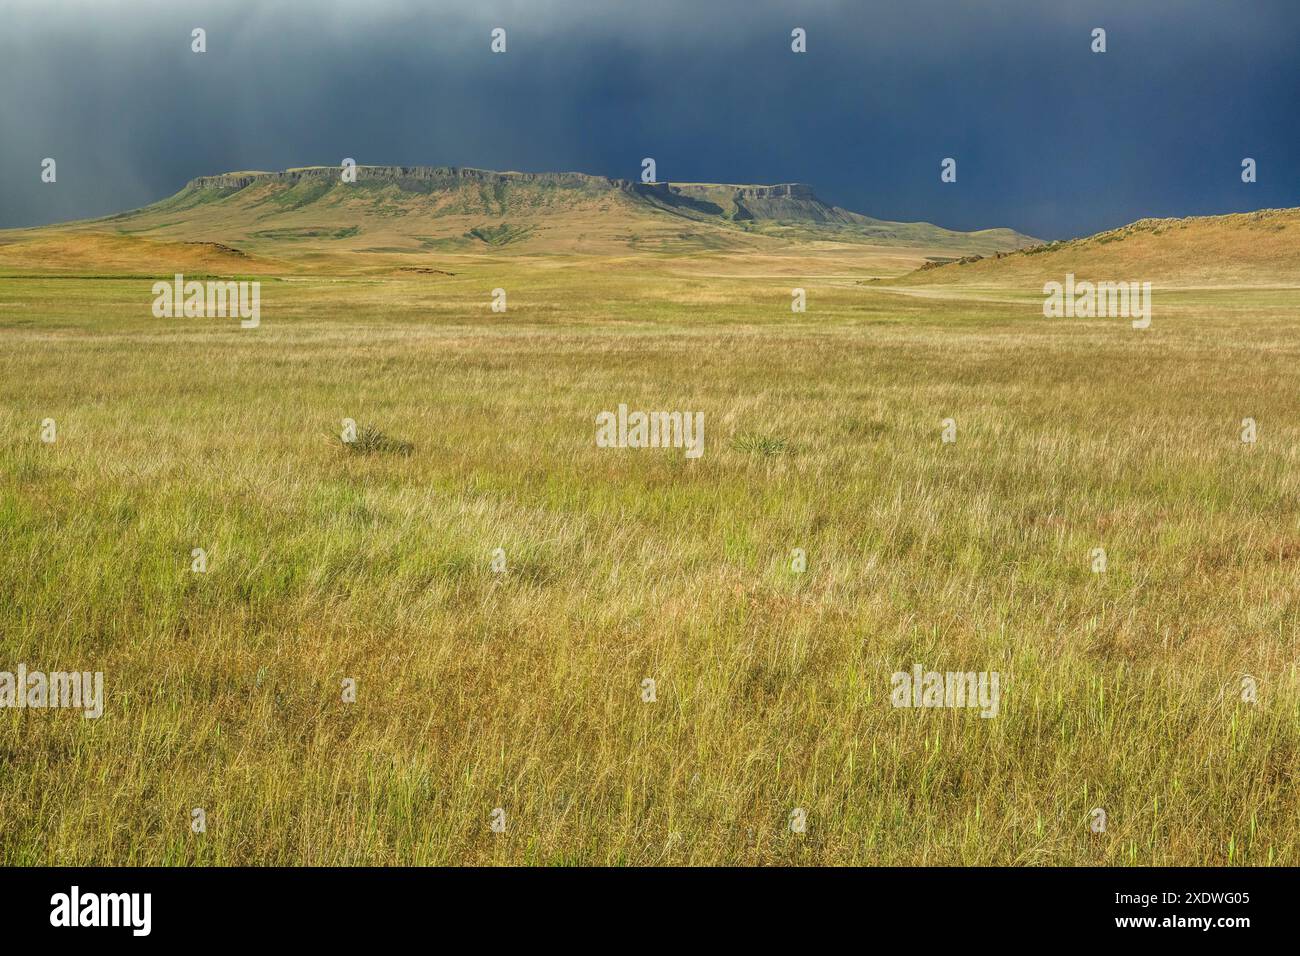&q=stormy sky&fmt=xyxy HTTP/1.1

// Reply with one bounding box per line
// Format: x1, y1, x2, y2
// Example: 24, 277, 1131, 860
2, 0, 1297, 239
